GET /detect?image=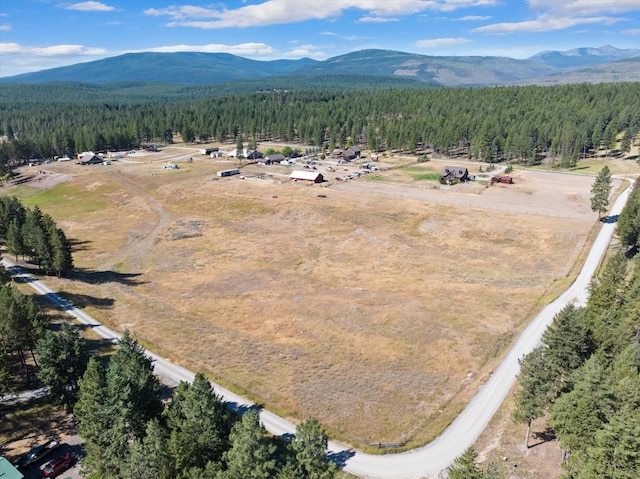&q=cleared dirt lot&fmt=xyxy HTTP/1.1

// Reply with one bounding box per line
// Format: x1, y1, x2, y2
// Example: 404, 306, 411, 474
4, 150, 618, 449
